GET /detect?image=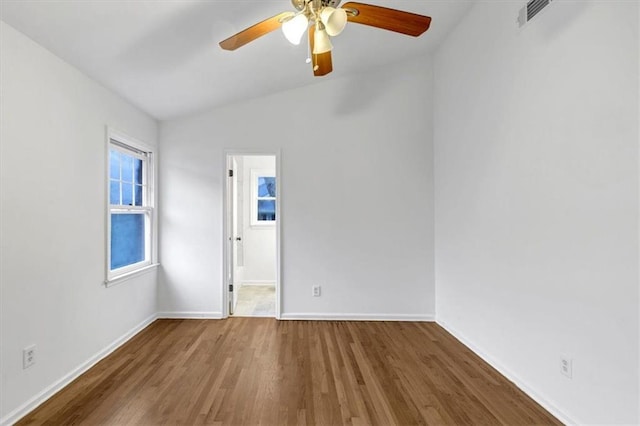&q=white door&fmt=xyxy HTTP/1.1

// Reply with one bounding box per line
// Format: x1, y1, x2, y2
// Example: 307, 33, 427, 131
227, 158, 235, 315
231, 157, 242, 312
